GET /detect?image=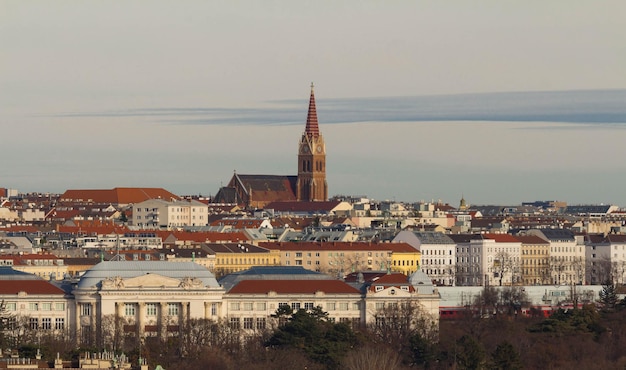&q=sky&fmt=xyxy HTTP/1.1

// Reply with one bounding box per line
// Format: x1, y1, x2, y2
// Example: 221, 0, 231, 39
2, 1, 626, 206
